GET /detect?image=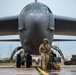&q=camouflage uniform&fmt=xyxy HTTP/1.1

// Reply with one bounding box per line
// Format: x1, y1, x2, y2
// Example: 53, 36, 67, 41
39, 38, 51, 70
